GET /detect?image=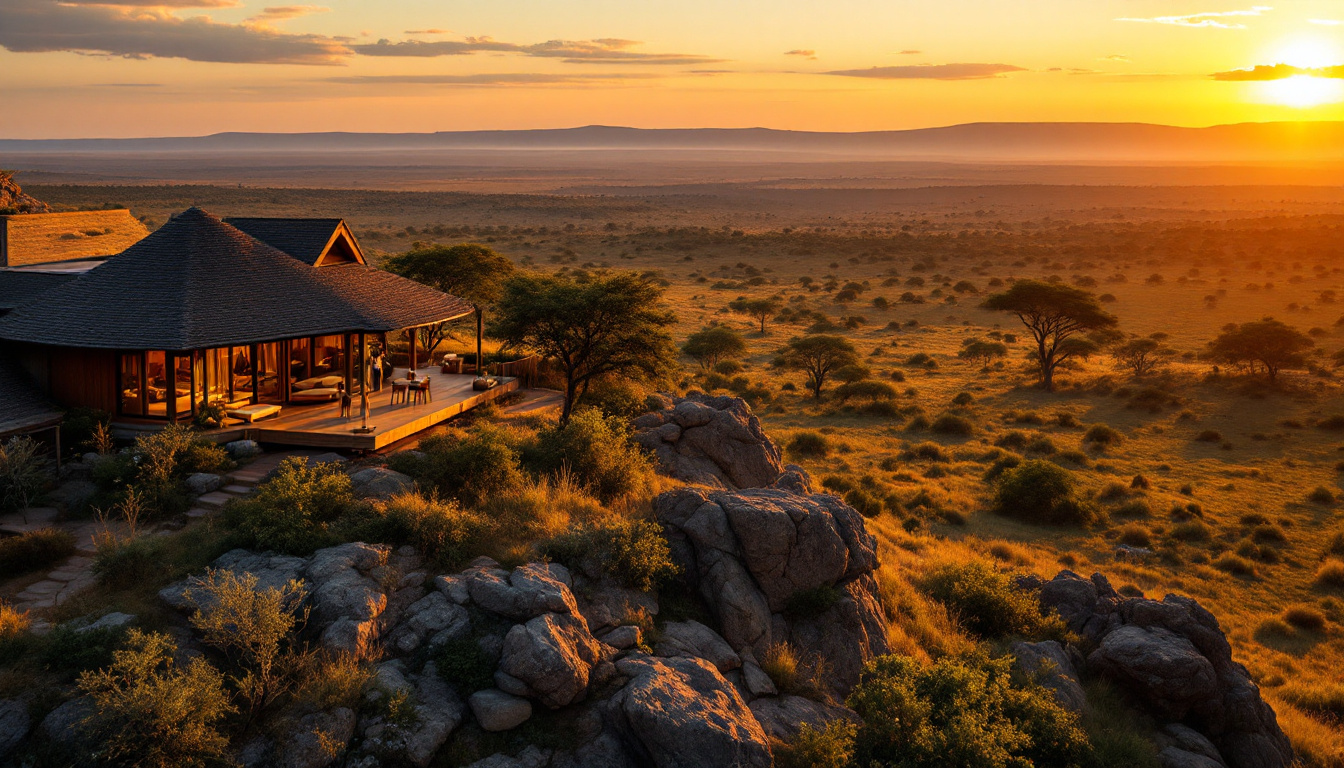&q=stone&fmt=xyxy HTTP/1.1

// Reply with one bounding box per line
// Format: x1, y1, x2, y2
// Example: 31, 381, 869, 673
305, 543, 390, 656
748, 695, 860, 742
278, 708, 356, 768
601, 625, 642, 651
186, 472, 223, 495
654, 620, 741, 672
48, 479, 97, 511
1088, 625, 1220, 721
225, 439, 262, 460
40, 698, 93, 741
467, 563, 578, 621
1011, 640, 1087, 713
608, 655, 772, 768
435, 574, 471, 604
498, 612, 606, 708
468, 689, 533, 732
634, 394, 785, 489
1160, 748, 1227, 768
1160, 724, 1227, 767
740, 660, 777, 698
463, 745, 552, 768
349, 467, 415, 501
160, 549, 307, 612
0, 699, 30, 759
576, 584, 658, 633
76, 612, 136, 634
404, 666, 465, 767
